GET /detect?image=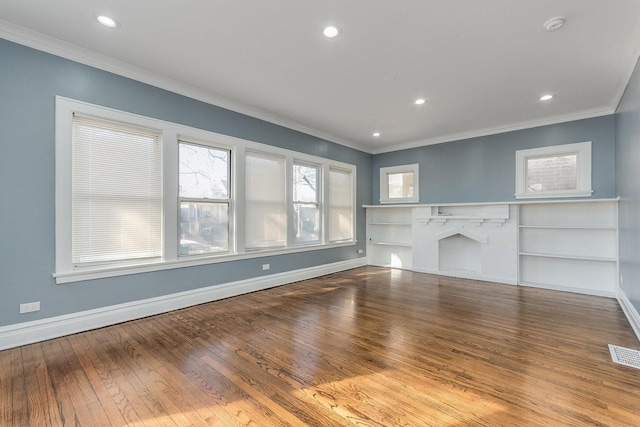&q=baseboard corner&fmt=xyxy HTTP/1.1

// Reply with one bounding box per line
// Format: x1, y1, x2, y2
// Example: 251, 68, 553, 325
618, 287, 640, 343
